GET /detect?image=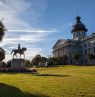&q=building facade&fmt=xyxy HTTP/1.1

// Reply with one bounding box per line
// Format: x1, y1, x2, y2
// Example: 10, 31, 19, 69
52, 16, 95, 64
